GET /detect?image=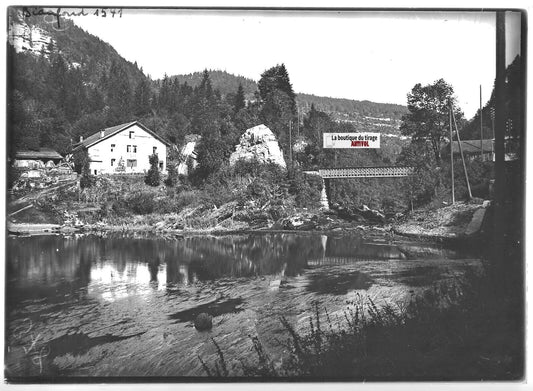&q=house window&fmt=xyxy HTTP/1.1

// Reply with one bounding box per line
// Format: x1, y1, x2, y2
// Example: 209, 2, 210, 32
129, 131, 134, 139
94, 170, 98, 175
153, 146, 157, 154
111, 144, 115, 152
127, 145, 131, 152
111, 158, 116, 167
127, 159, 137, 168
159, 161, 164, 170
133, 145, 137, 153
